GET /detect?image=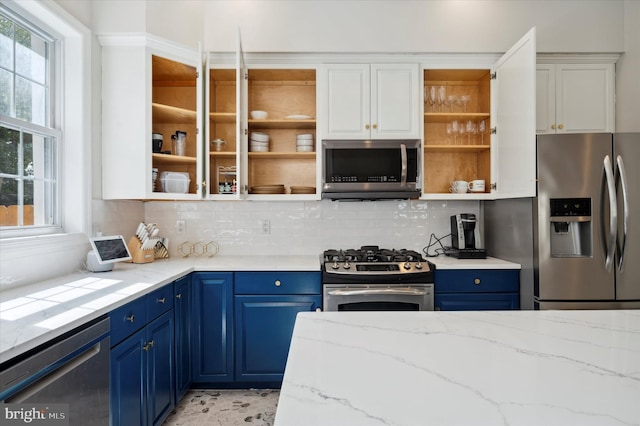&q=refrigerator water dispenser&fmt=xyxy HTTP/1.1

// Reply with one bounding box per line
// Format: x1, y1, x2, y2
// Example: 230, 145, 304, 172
549, 198, 592, 257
